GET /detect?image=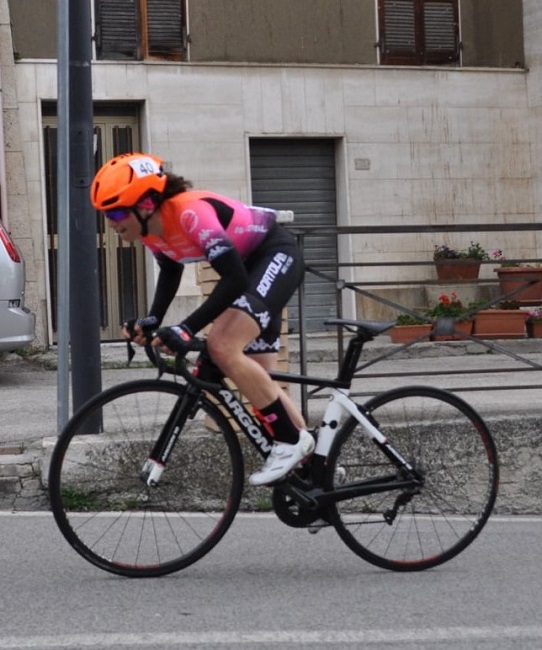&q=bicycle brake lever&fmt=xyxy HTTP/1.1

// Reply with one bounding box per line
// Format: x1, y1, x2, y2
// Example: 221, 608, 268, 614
173, 352, 224, 393
146, 345, 169, 378
126, 341, 136, 365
